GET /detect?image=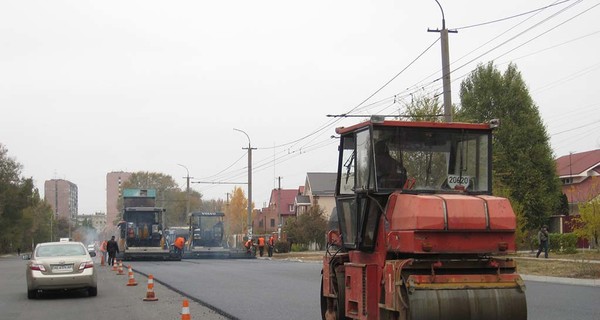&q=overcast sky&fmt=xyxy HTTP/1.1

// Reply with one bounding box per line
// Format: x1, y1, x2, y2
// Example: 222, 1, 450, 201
1, 1, 598, 215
